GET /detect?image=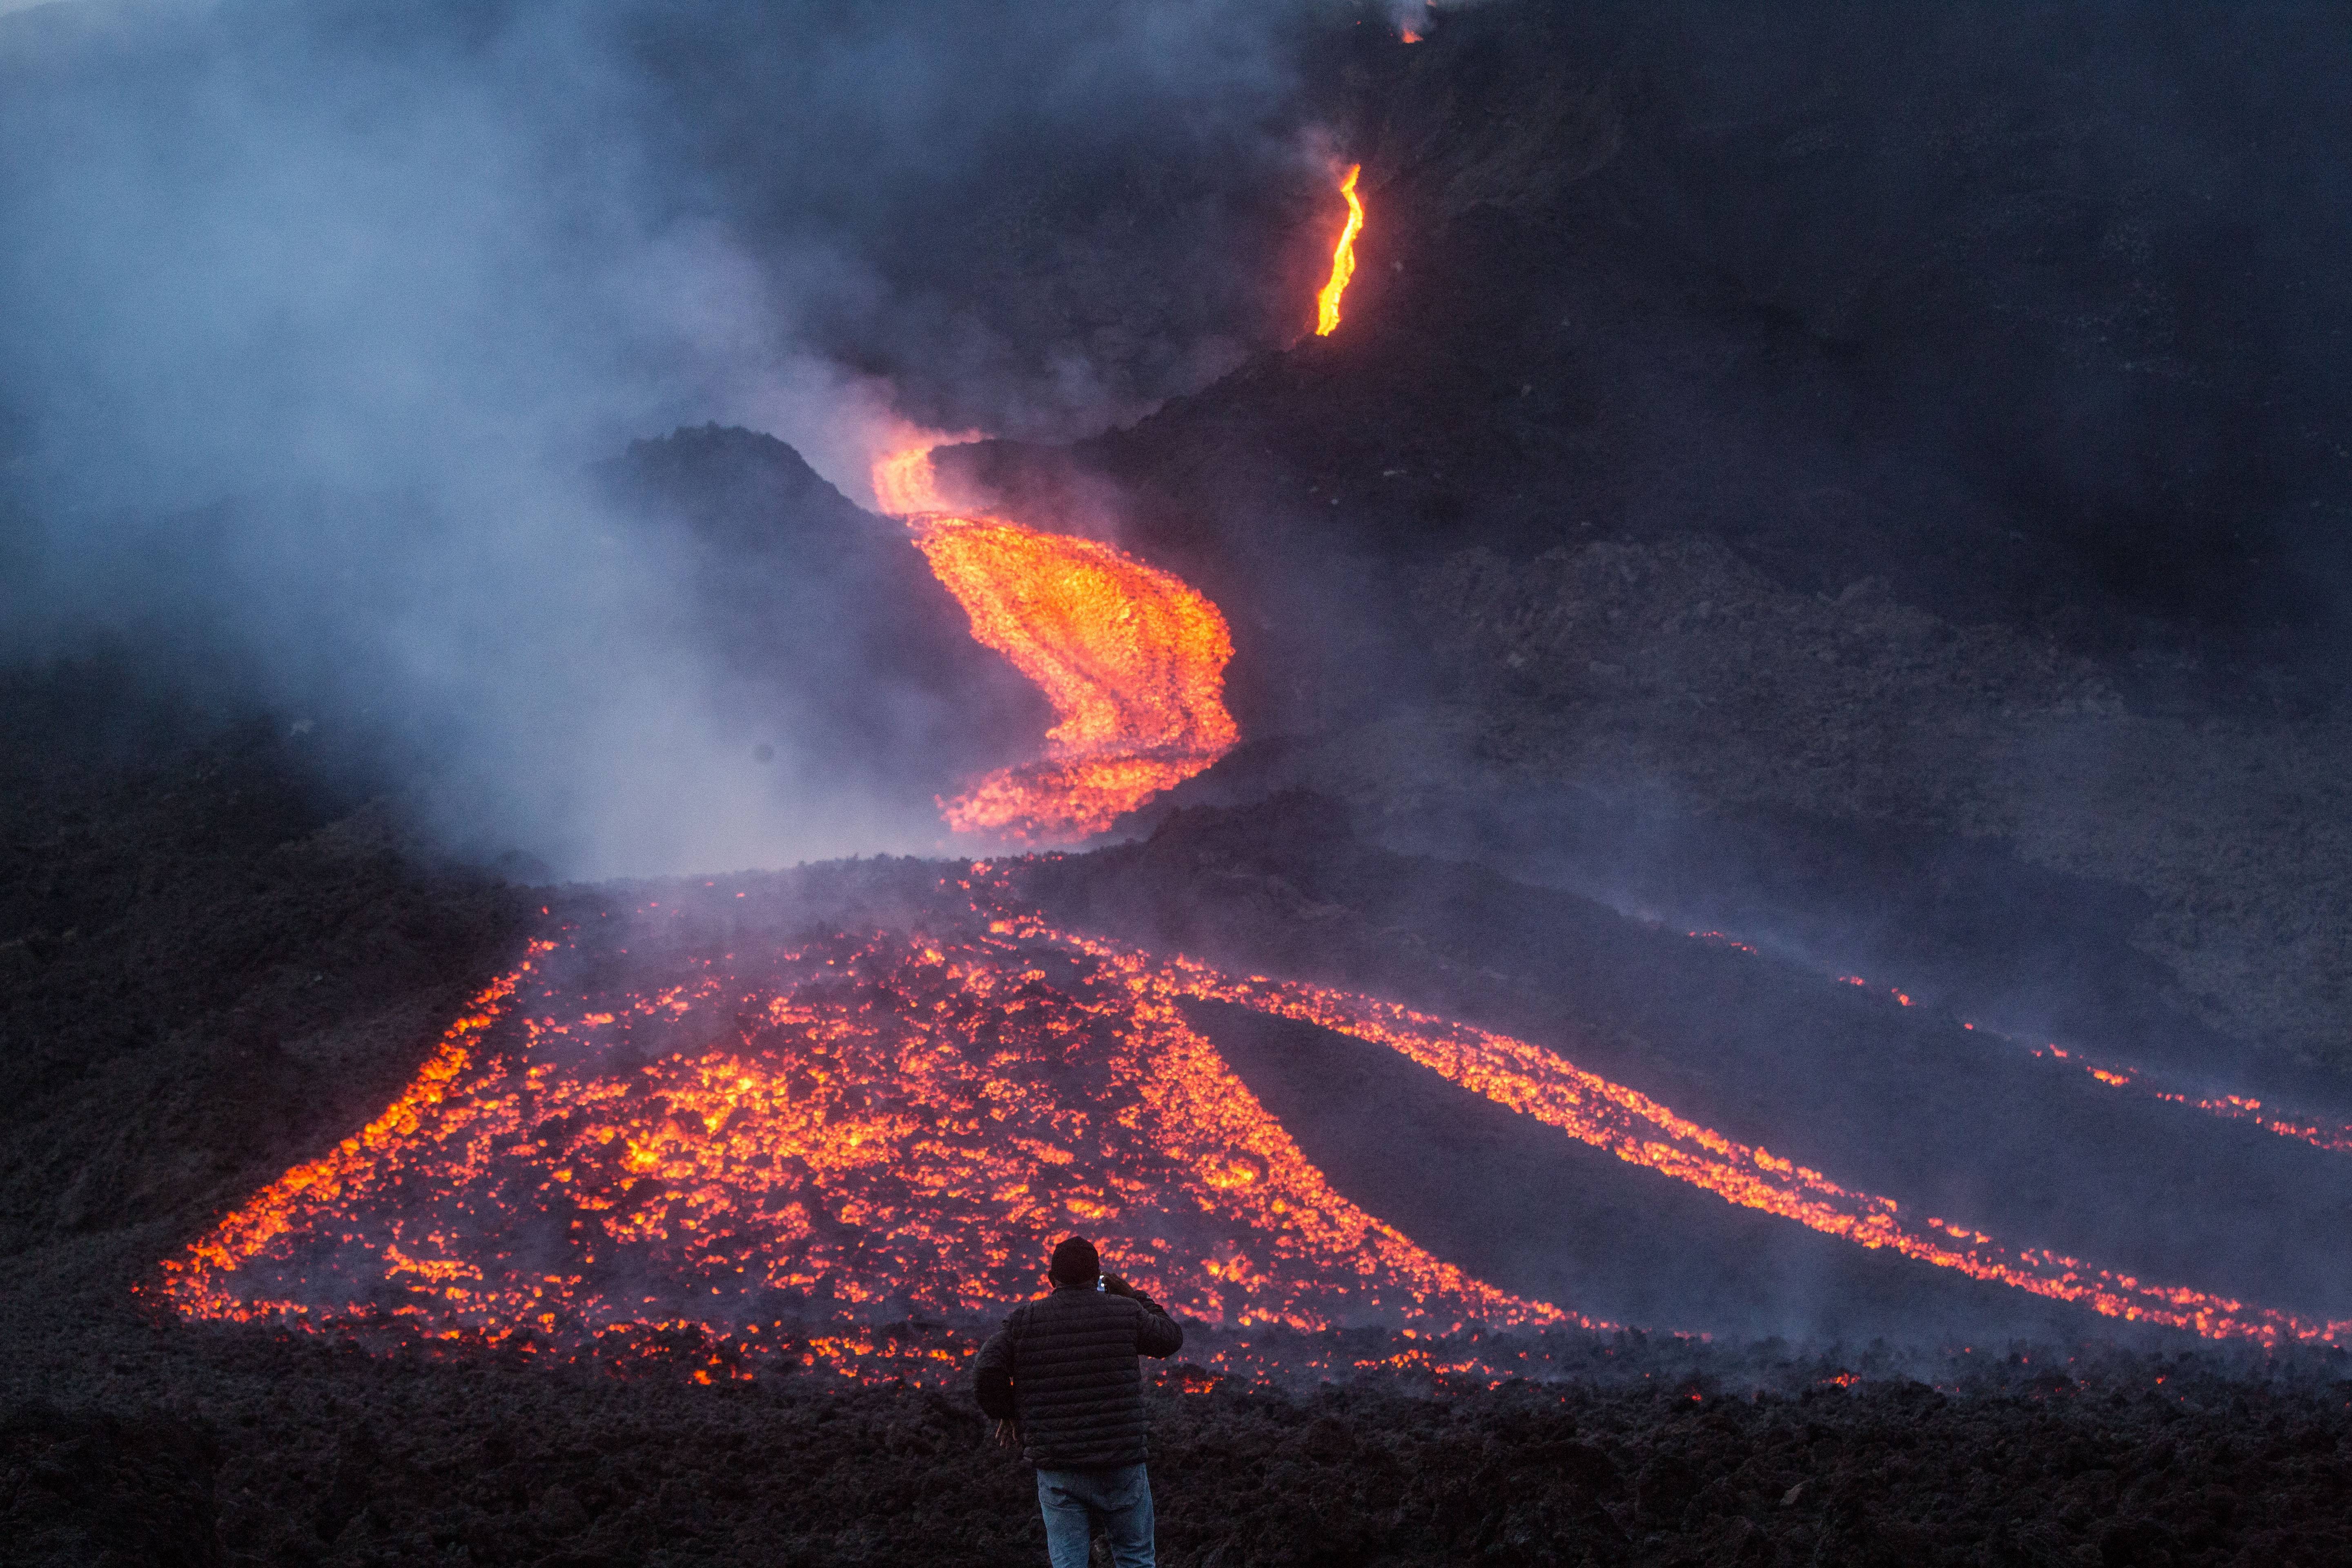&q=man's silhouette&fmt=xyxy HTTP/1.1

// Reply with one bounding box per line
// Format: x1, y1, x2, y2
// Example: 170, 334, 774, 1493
975, 1236, 1185, 1568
